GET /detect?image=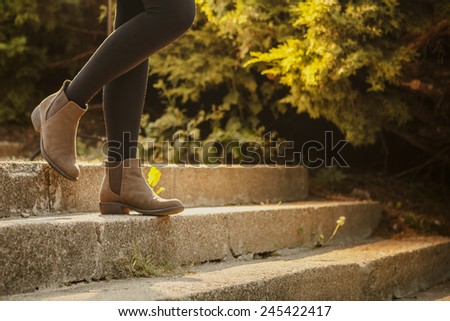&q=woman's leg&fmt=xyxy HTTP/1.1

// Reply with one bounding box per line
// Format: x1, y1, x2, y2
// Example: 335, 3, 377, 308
33, 0, 194, 184
96, 0, 189, 215
66, 0, 195, 106
103, 0, 148, 162
65, 0, 195, 162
